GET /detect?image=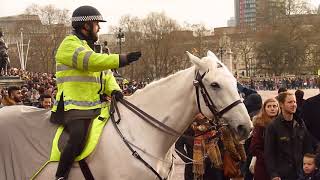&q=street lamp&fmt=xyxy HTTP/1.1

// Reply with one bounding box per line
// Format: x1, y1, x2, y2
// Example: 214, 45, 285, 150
116, 28, 125, 54
218, 47, 224, 61
218, 33, 230, 62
